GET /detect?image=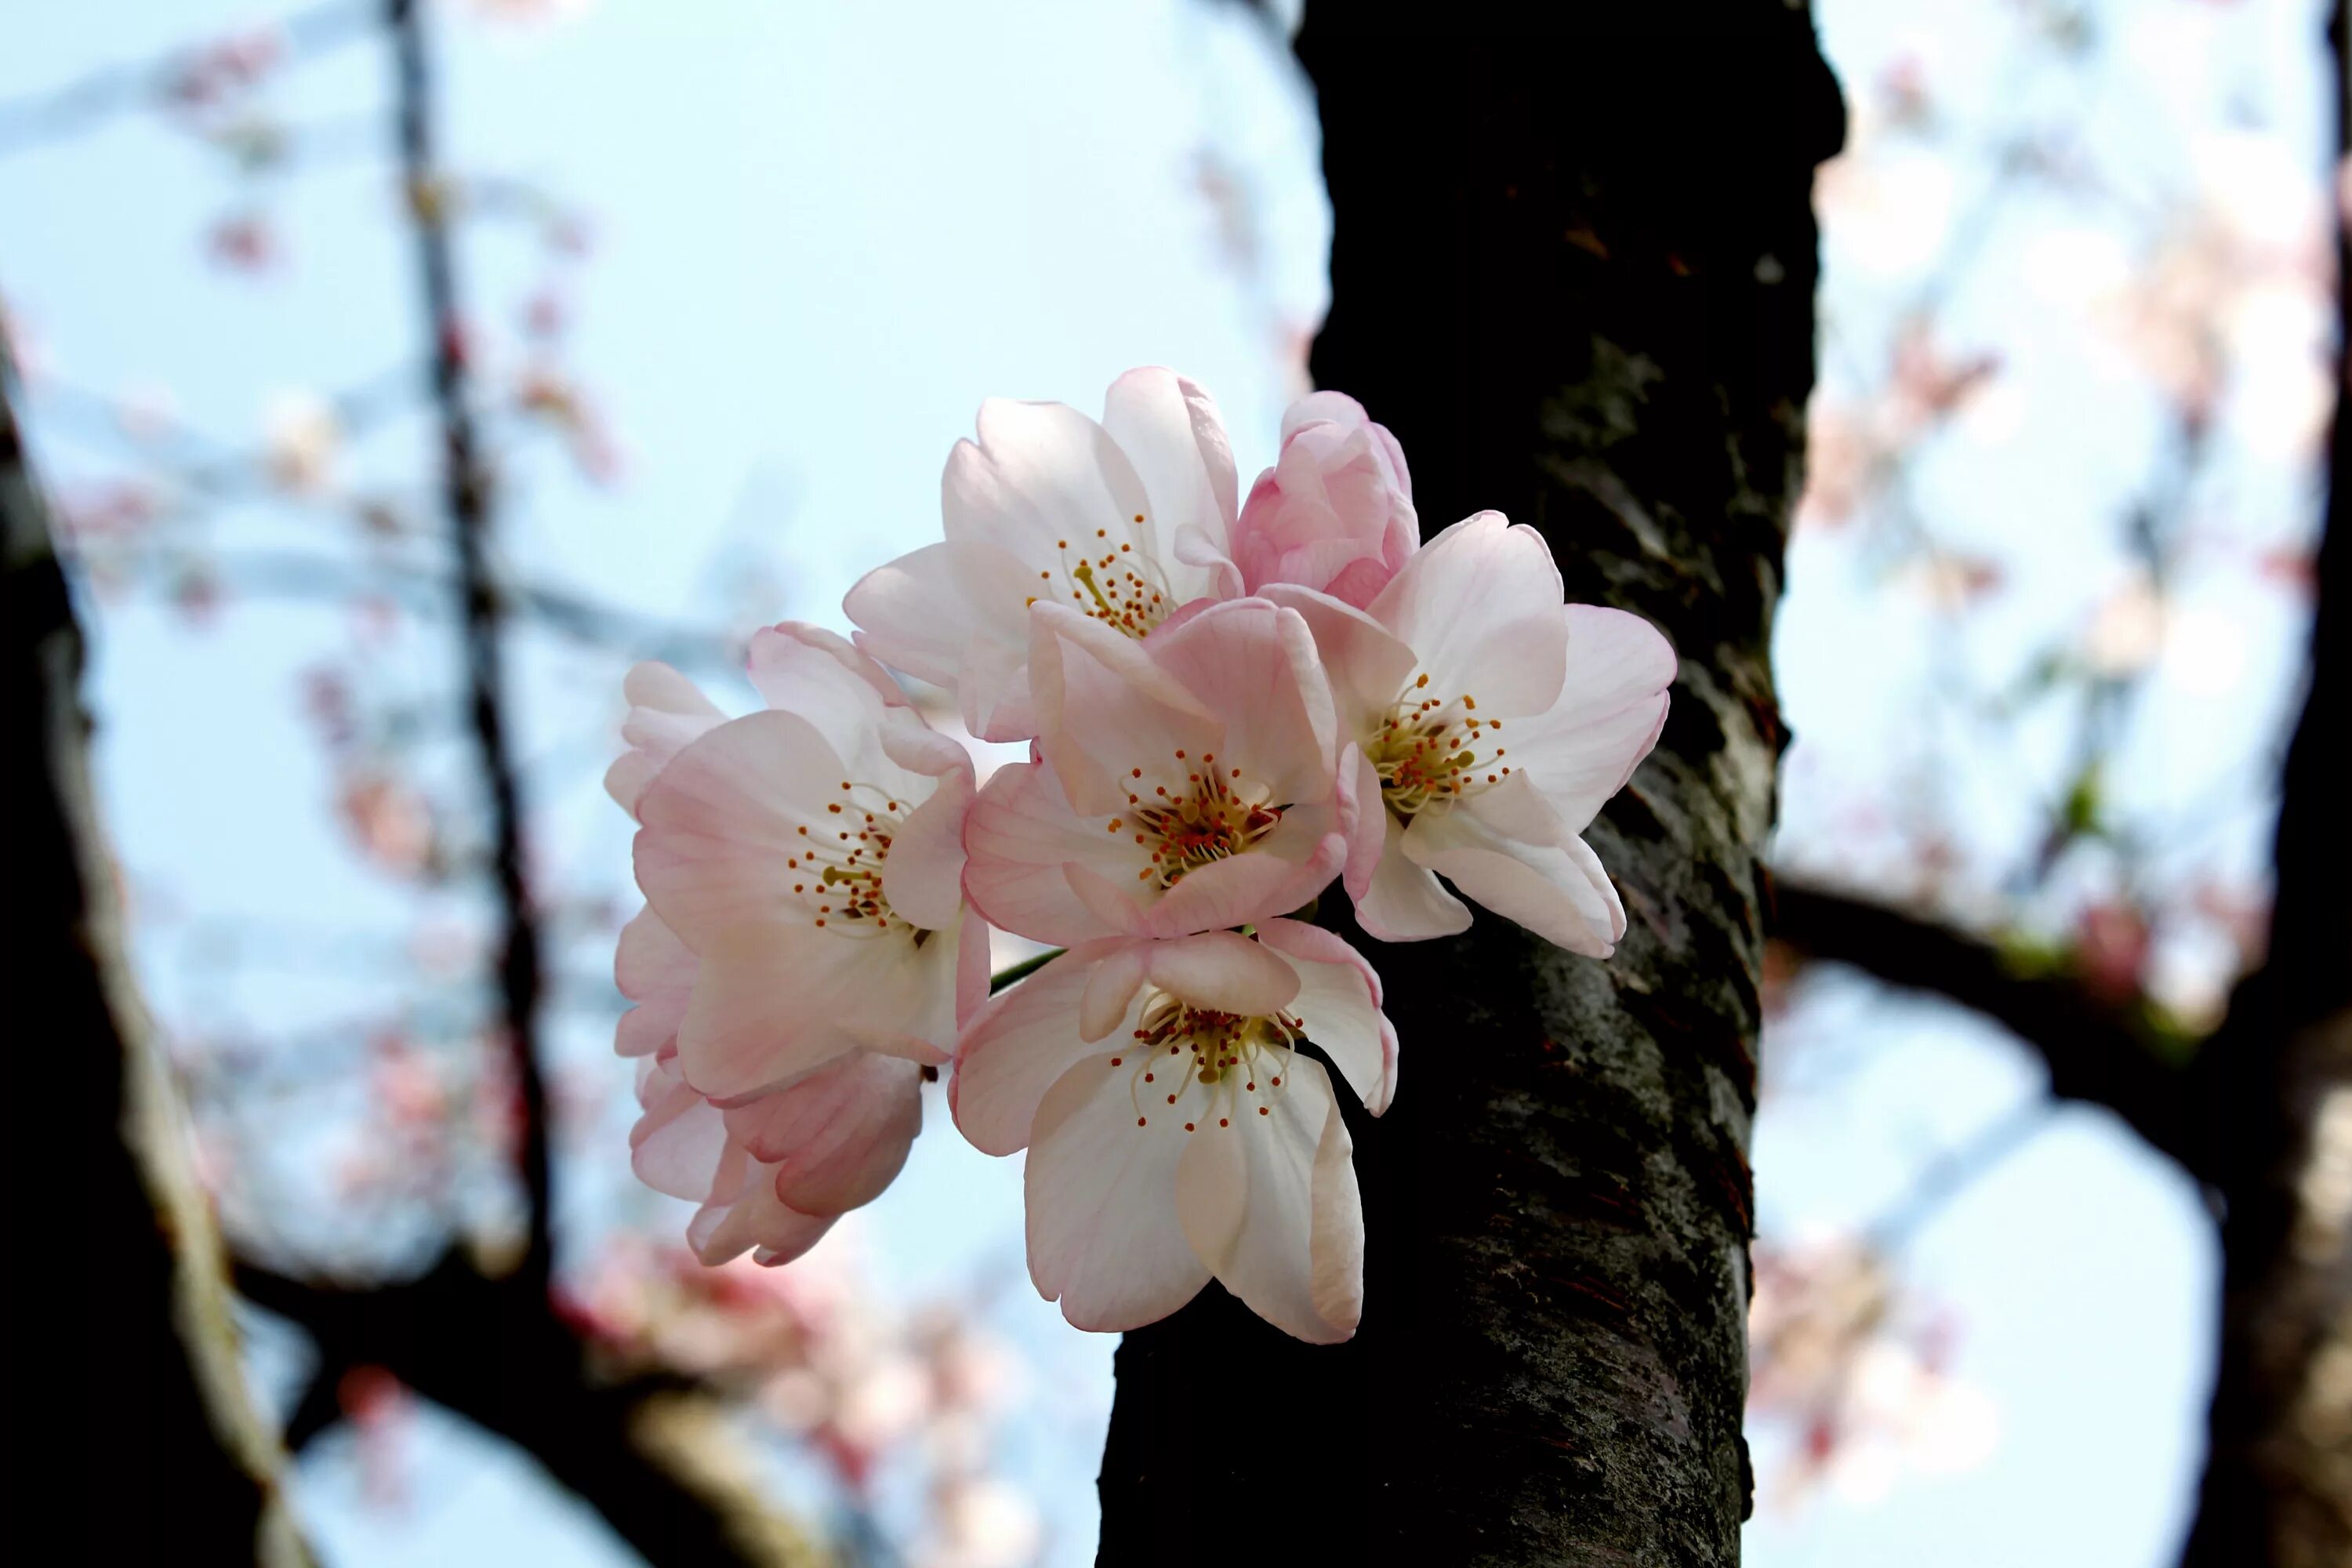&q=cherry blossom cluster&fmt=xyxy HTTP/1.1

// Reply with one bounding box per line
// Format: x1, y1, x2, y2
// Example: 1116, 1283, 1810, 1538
610, 368, 1675, 1343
